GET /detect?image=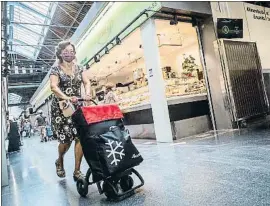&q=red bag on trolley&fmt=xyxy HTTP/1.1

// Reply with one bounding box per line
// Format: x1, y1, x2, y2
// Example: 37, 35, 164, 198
72, 104, 143, 182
